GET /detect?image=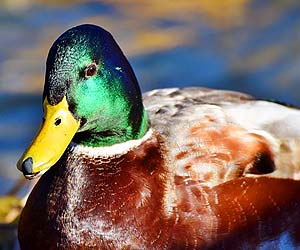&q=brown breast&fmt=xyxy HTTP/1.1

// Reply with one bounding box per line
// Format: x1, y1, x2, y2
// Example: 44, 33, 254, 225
18, 131, 300, 250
